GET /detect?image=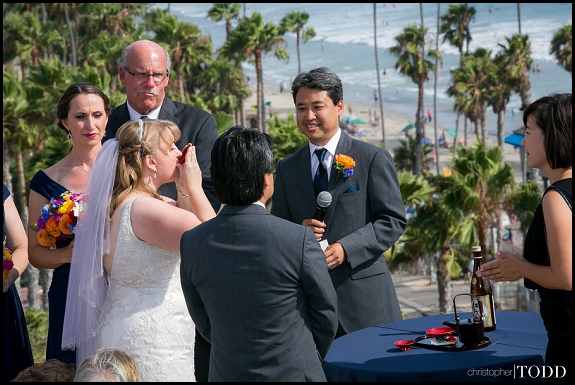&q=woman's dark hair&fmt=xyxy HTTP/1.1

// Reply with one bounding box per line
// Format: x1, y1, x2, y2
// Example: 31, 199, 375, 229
56, 82, 111, 133
522, 93, 572, 169
211, 125, 274, 206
